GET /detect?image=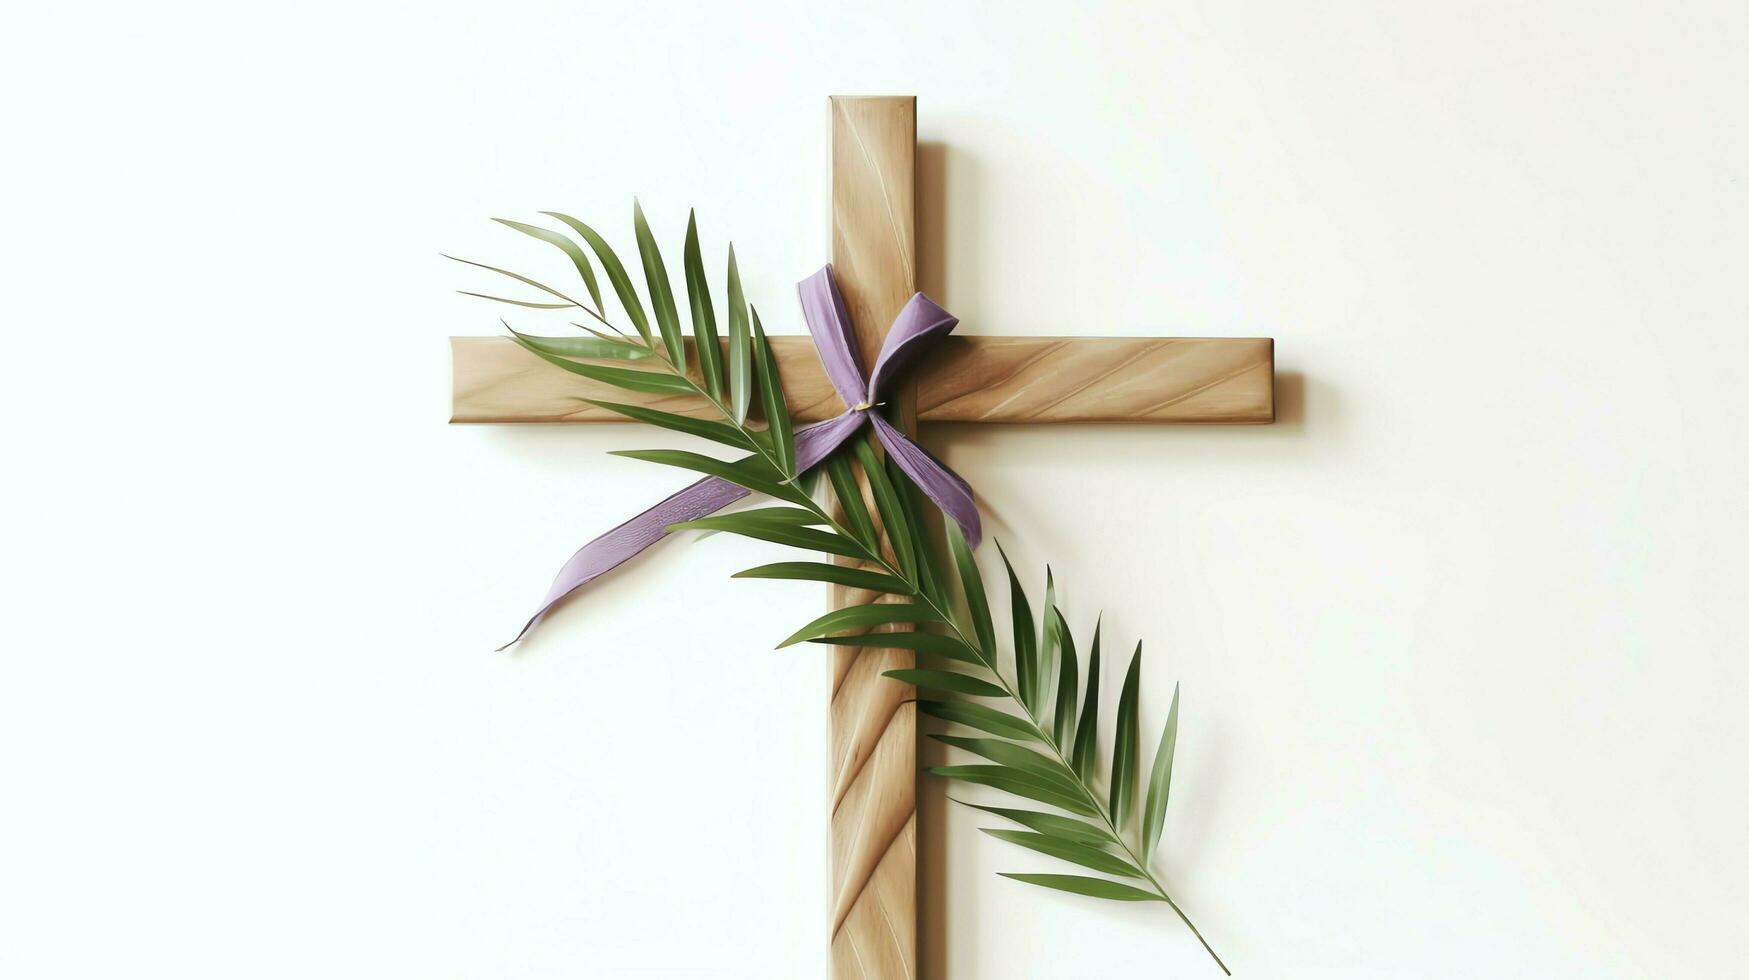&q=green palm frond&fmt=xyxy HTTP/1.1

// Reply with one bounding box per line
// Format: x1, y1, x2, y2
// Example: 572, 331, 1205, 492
455, 205, 1229, 976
